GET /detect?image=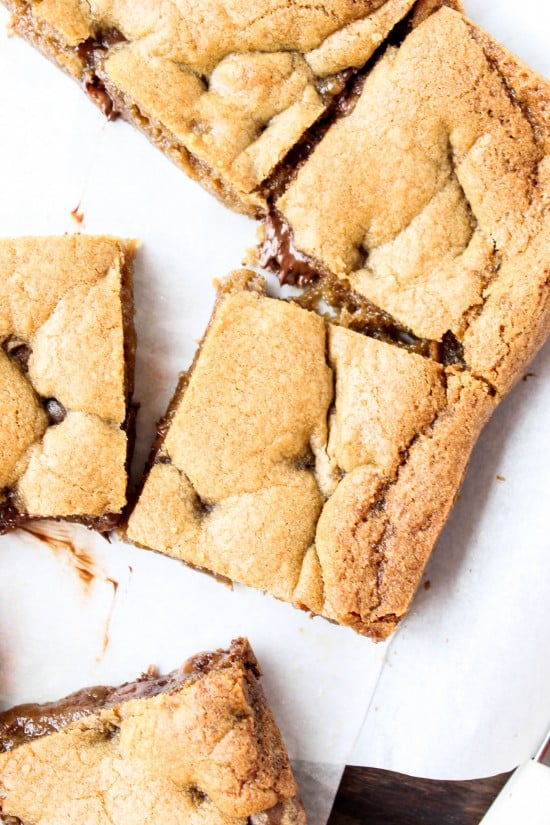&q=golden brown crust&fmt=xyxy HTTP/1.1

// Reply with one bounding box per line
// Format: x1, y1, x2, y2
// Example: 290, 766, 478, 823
276, 7, 550, 392
311, 368, 495, 639
0, 638, 306, 825
0, 235, 136, 525
126, 274, 494, 638
3, 0, 418, 215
